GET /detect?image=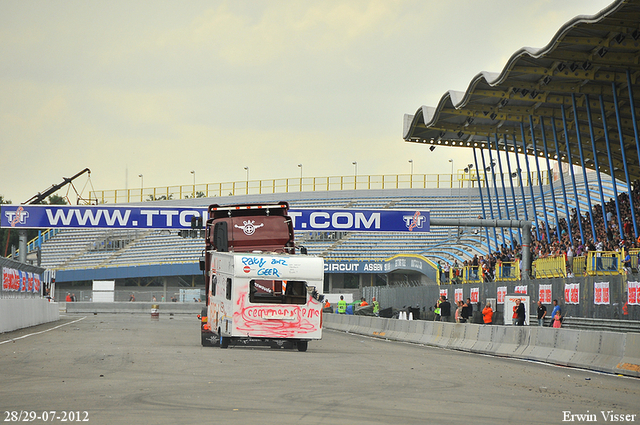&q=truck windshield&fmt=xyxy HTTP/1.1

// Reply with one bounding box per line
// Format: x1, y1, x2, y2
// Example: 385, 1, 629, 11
249, 280, 307, 305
